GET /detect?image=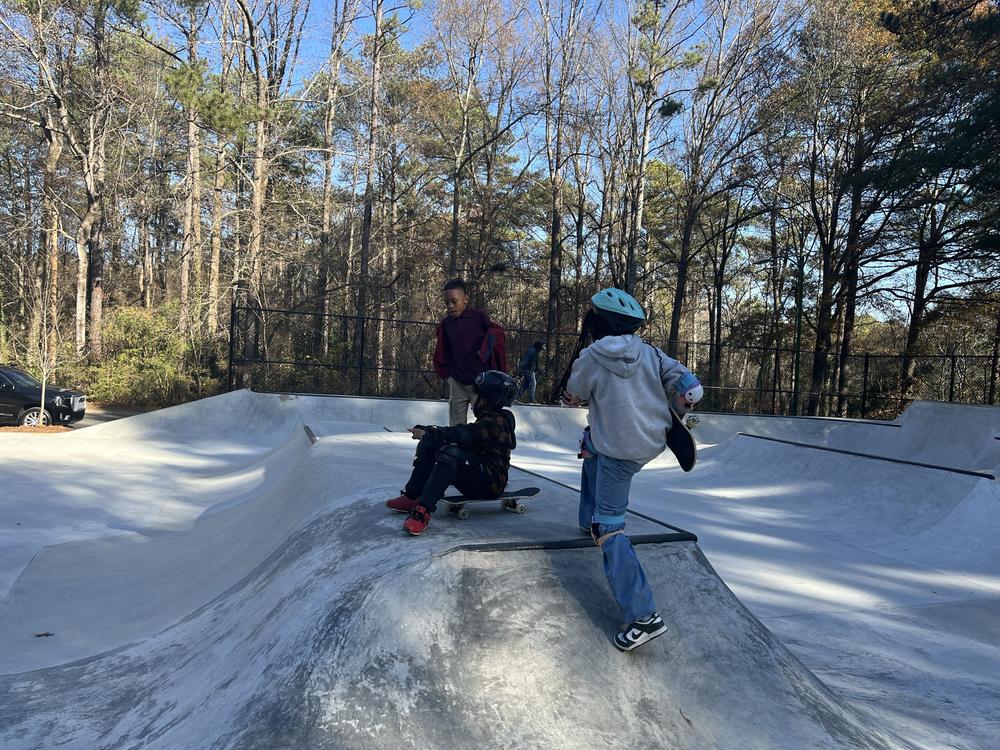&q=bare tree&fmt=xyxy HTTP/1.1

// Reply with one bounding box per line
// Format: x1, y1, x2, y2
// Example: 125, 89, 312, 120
316, 0, 362, 352
619, 0, 694, 296
665, 0, 787, 356
536, 0, 594, 357
234, 0, 310, 297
